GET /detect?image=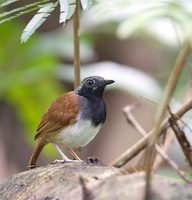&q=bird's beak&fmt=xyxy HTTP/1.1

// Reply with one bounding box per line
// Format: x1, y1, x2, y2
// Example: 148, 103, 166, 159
104, 79, 115, 86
